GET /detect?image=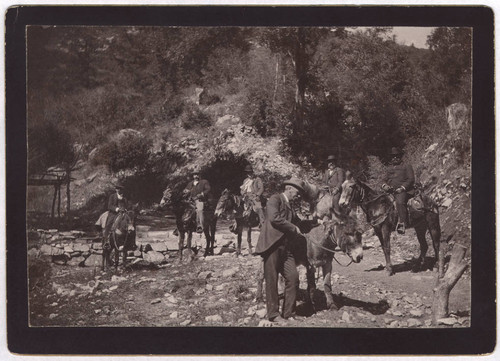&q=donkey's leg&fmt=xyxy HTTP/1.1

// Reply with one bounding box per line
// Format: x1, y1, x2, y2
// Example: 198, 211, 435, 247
203, 227, 211, 257
247, 227, 253, 255
178, 232, 185, 262
375, 225, 394, 276
322, 261, 336, 309
306, 265, 317, 312
210, 218, 217, 255
255, 257, 264, 303
114, 247, 119, 270
413, 222, 429, 273
236, 224, 243, 256
427, 212, 443, 277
